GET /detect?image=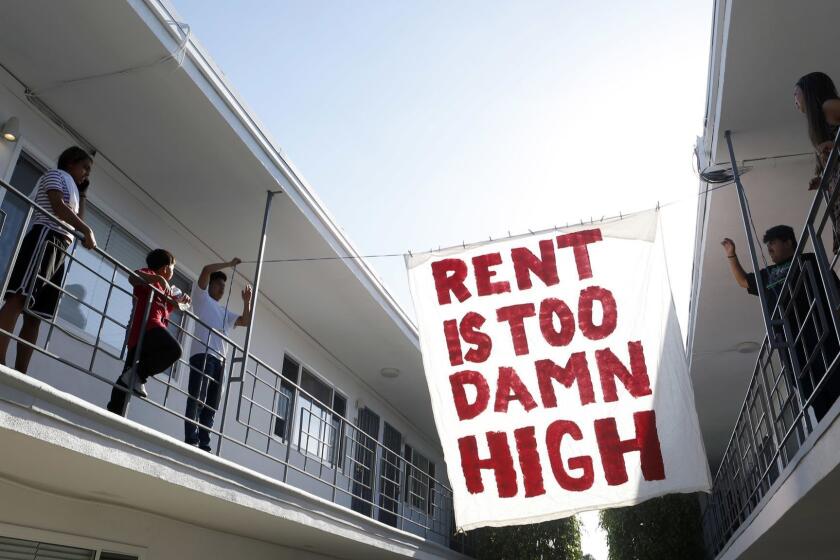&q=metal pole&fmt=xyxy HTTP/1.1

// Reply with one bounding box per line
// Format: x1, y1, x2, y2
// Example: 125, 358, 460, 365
215, 346, 238, 456
238, 190, 280, 385
725, 130, 781, 348
122, 289, 155, 416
